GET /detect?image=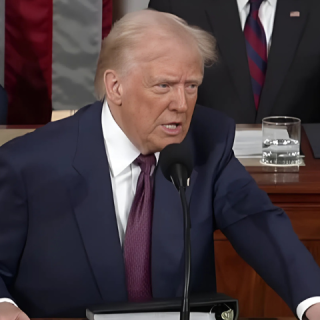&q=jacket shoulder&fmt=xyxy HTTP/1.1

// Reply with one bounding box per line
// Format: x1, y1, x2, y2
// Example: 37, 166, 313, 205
0, 104, 92, 167
192, 104, 235, 137
189, 105, 235, 162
